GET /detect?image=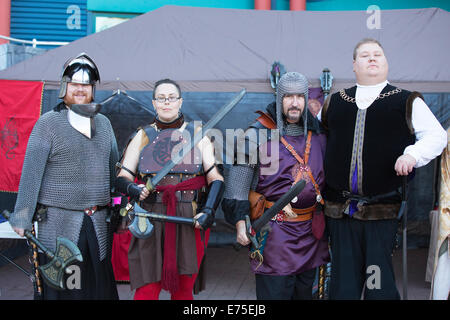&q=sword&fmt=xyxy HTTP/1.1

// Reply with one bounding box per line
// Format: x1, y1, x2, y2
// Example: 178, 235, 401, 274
146, 88, 246, 191
120, 88, 246, 217
234, 180, 306, 251
318, 67, 333, 300
397, 176, 408, 300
